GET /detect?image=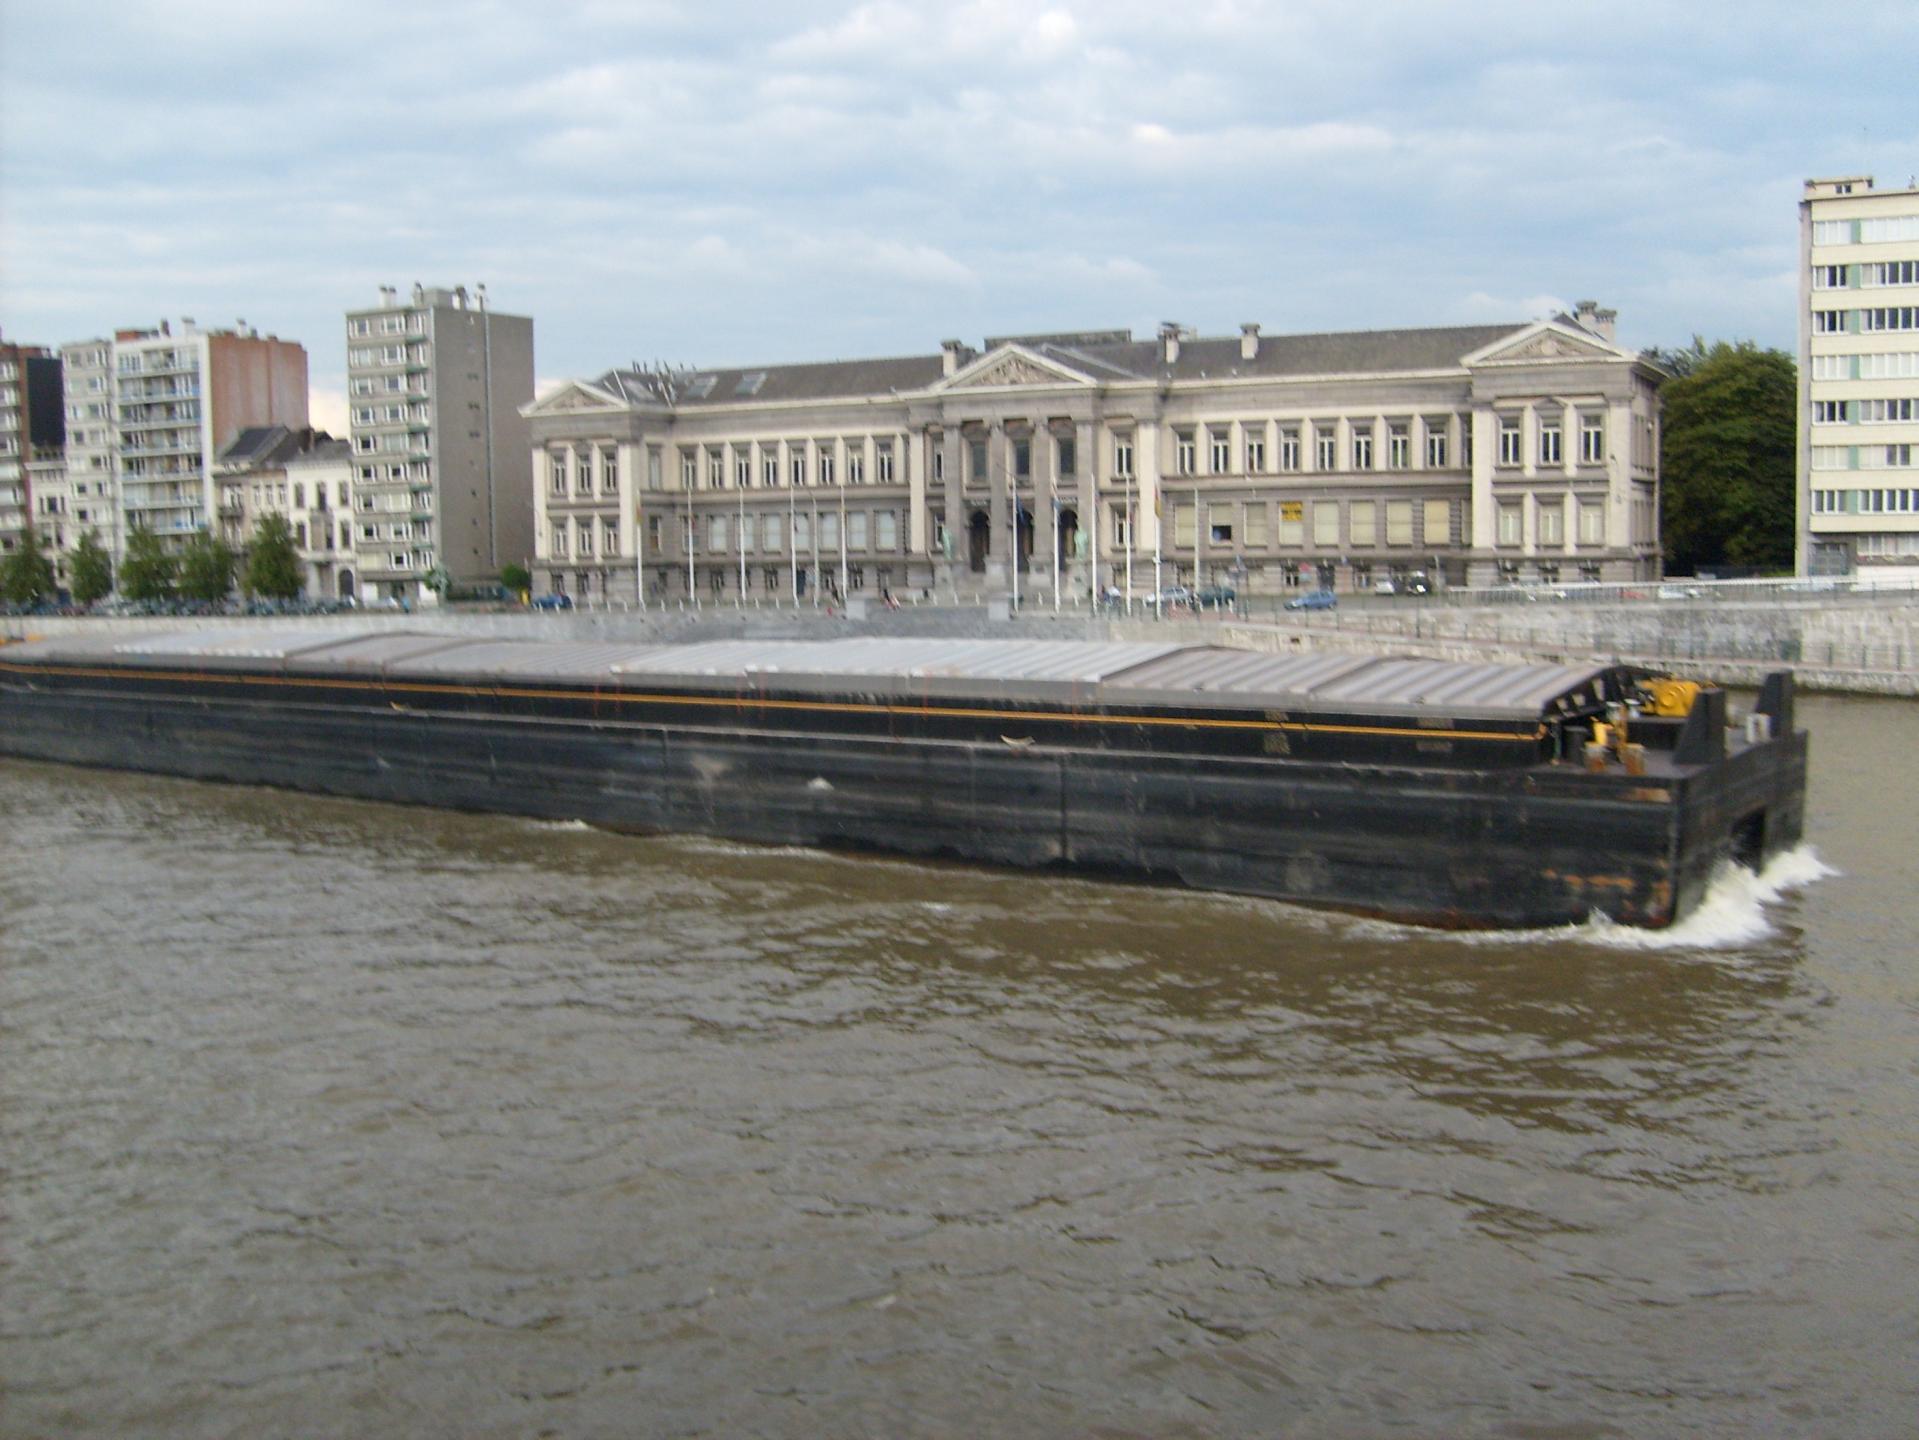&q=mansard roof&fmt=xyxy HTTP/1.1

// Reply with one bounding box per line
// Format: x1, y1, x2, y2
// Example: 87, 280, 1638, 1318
581, 318, 1622, 411
217, 425, 332, 470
